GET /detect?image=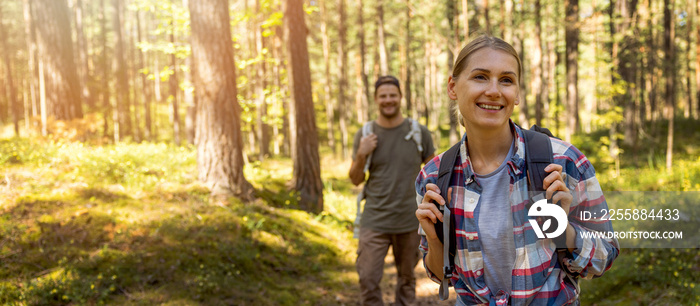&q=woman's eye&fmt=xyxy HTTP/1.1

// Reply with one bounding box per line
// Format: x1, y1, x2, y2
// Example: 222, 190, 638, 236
500, 78, 514, 84
474, 75, 487, 80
